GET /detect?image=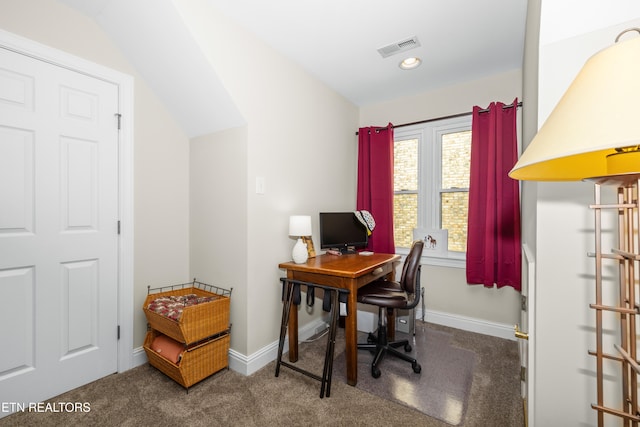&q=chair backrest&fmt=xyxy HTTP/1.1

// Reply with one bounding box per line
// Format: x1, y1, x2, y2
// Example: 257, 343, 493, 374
399, 240, 424, 307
